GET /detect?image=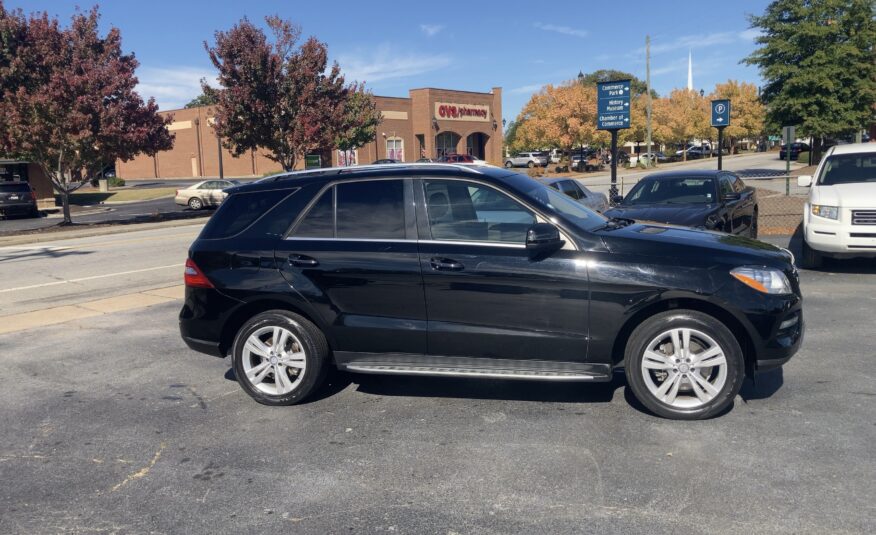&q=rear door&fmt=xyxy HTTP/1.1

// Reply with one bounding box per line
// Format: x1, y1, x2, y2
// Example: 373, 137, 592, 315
415, 177, 590, 363
276, 178, 427, 359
